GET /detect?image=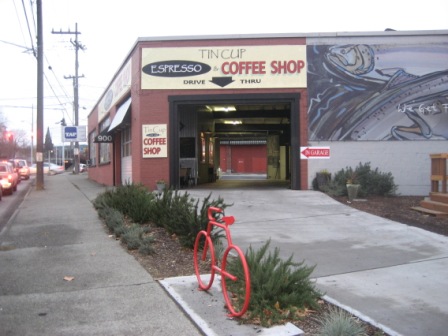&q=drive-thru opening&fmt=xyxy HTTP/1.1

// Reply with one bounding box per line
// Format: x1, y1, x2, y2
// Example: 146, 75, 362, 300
169, 93, 301, 190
